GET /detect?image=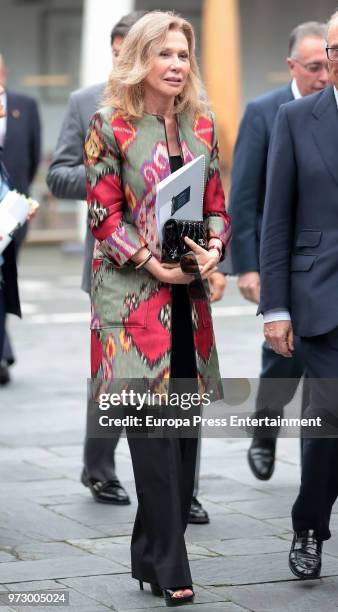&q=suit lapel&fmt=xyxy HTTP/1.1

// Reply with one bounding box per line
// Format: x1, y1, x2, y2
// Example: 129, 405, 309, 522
4, 91, 13, 149
274, 84, 293, 112
312, 86, 338, 186
3, 91, 16, 156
